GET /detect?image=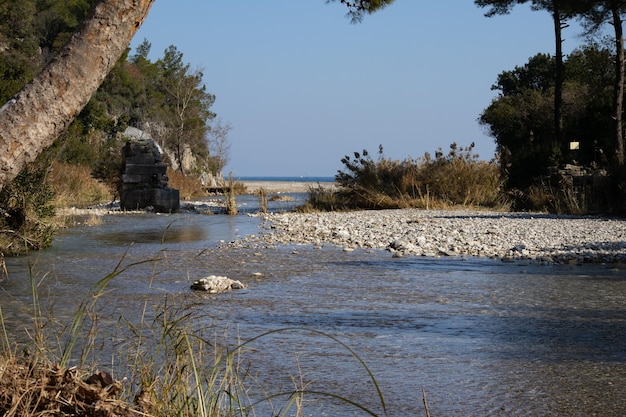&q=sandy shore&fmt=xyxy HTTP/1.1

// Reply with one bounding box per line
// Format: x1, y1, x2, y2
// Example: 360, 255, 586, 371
240, 180, 336, 193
